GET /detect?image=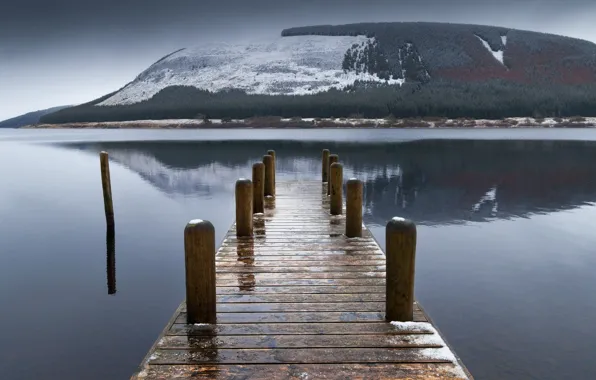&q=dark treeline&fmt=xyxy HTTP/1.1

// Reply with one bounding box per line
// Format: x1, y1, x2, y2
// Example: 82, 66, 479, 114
41, 80, 596, 123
